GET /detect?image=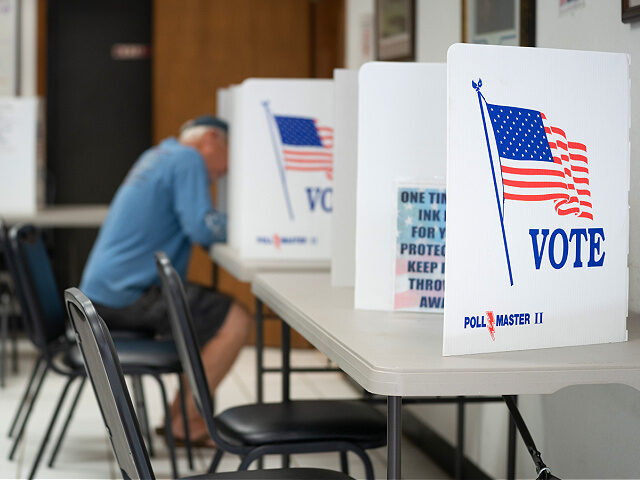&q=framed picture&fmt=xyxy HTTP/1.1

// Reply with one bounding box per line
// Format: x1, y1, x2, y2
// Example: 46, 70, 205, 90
622, 0, 640, 23
375, 0, 415, 61
462, 0, 535, 47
